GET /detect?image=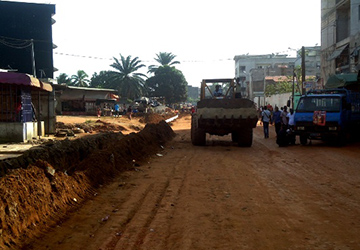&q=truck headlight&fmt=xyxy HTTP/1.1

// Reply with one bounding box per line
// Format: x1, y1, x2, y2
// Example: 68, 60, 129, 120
328, 127, 337, 131
296, 126, 305, 131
